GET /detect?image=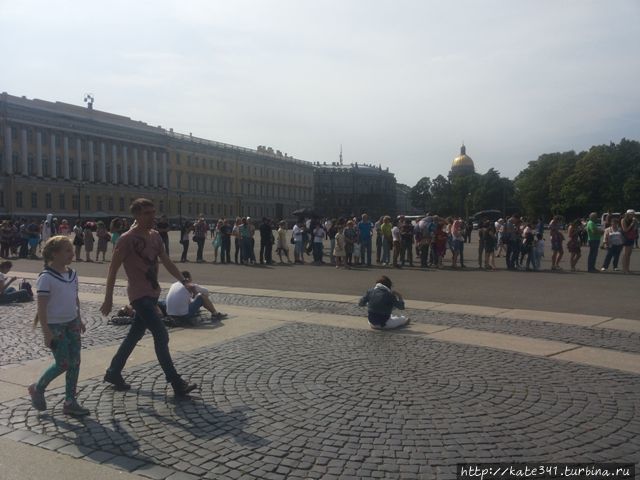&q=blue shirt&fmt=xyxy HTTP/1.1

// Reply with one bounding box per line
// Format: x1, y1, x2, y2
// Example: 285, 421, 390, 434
358, 221, 374, 241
